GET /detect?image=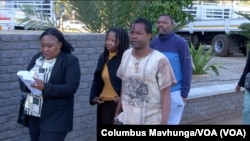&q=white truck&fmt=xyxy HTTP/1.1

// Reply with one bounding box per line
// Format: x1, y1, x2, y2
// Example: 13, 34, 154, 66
178, 1, 250, 57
